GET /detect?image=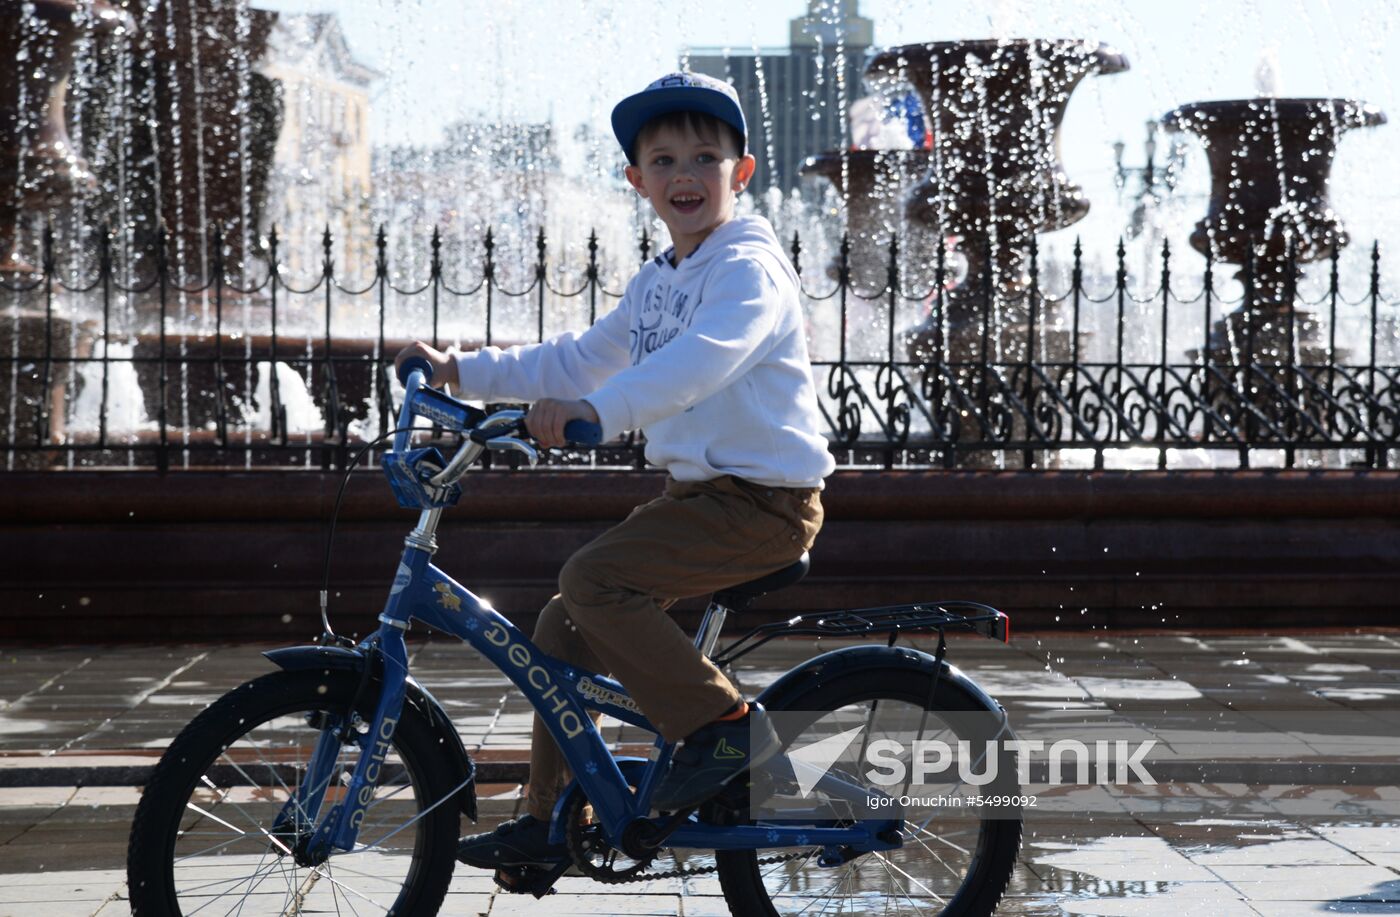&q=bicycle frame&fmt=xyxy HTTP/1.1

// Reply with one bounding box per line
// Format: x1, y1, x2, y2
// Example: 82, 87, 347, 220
288, 509, 900, 861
